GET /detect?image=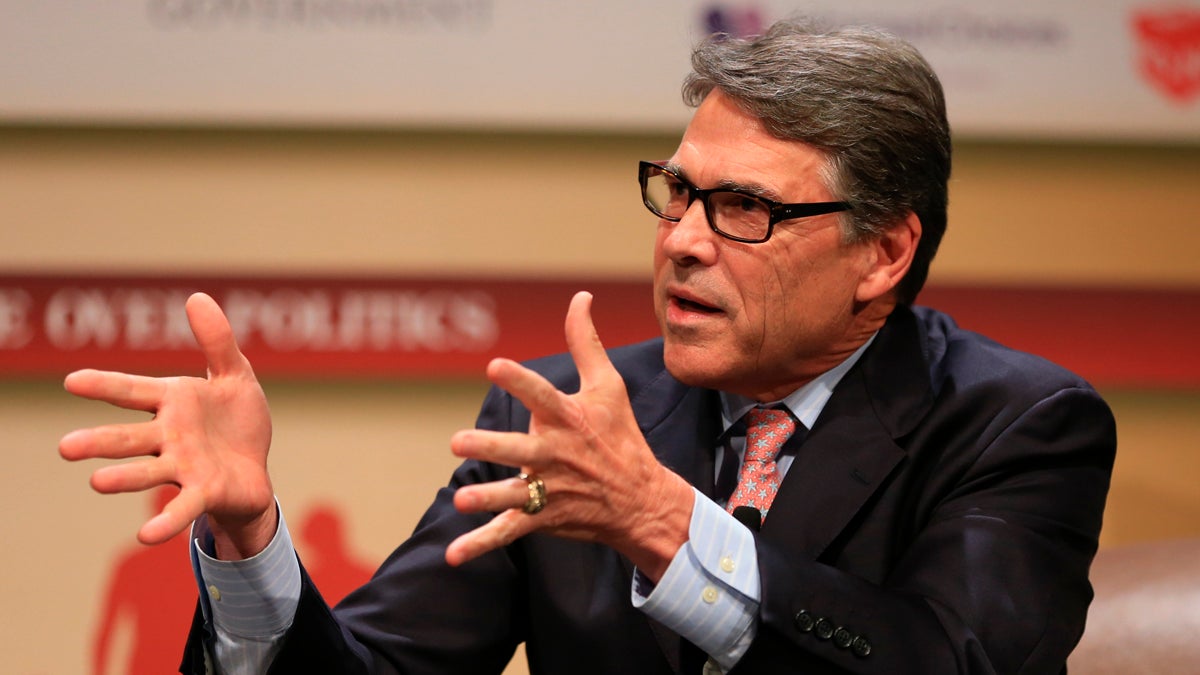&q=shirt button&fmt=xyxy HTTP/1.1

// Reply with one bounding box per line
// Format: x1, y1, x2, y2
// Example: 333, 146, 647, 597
702, 586, 719, 604
207, 585, 221, 601
720, 555, 736, 573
